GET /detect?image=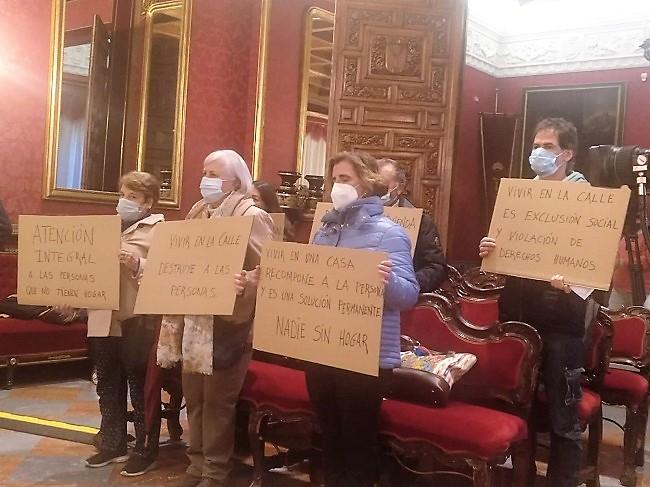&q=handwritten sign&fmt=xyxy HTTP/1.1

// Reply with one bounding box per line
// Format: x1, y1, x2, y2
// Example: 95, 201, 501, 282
134, 217, 253, 315
309, 202, 422, 256
18, 215, 121, 309
269, 213, 286, 241
481, 178, 630, 290
253, 241, 387, 376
